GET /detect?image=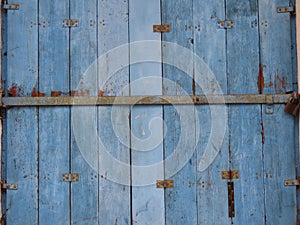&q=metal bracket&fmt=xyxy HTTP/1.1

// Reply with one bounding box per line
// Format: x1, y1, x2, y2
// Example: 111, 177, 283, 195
153, 24, 170, 33
156, 180, 174, 188
62, 174, 79, 182
62, 19, 78, 28
1, 182, 18, 190
222, 170, 239, 180
228, 182, 235, 218
265, 95, 274, 114
217, 20, 234, 29
3, 3, 19, 10
277, 6, 295, 14
284, 179, 300, 186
